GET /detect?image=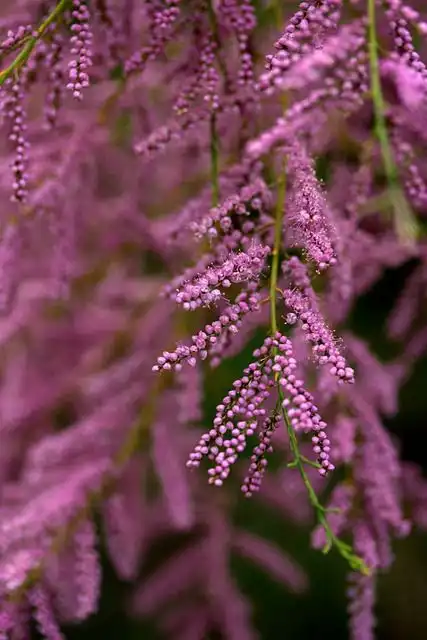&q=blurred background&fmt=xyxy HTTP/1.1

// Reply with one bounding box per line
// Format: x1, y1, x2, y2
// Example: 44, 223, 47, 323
61, 262, 427, 640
